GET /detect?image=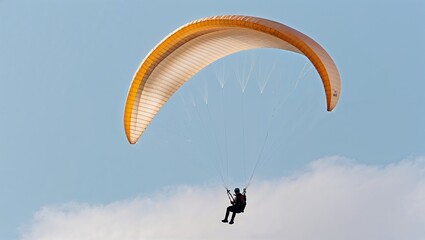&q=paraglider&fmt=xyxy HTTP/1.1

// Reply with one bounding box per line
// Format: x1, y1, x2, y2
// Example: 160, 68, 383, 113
123, 15, 341, 144
123, 15, 341, 225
